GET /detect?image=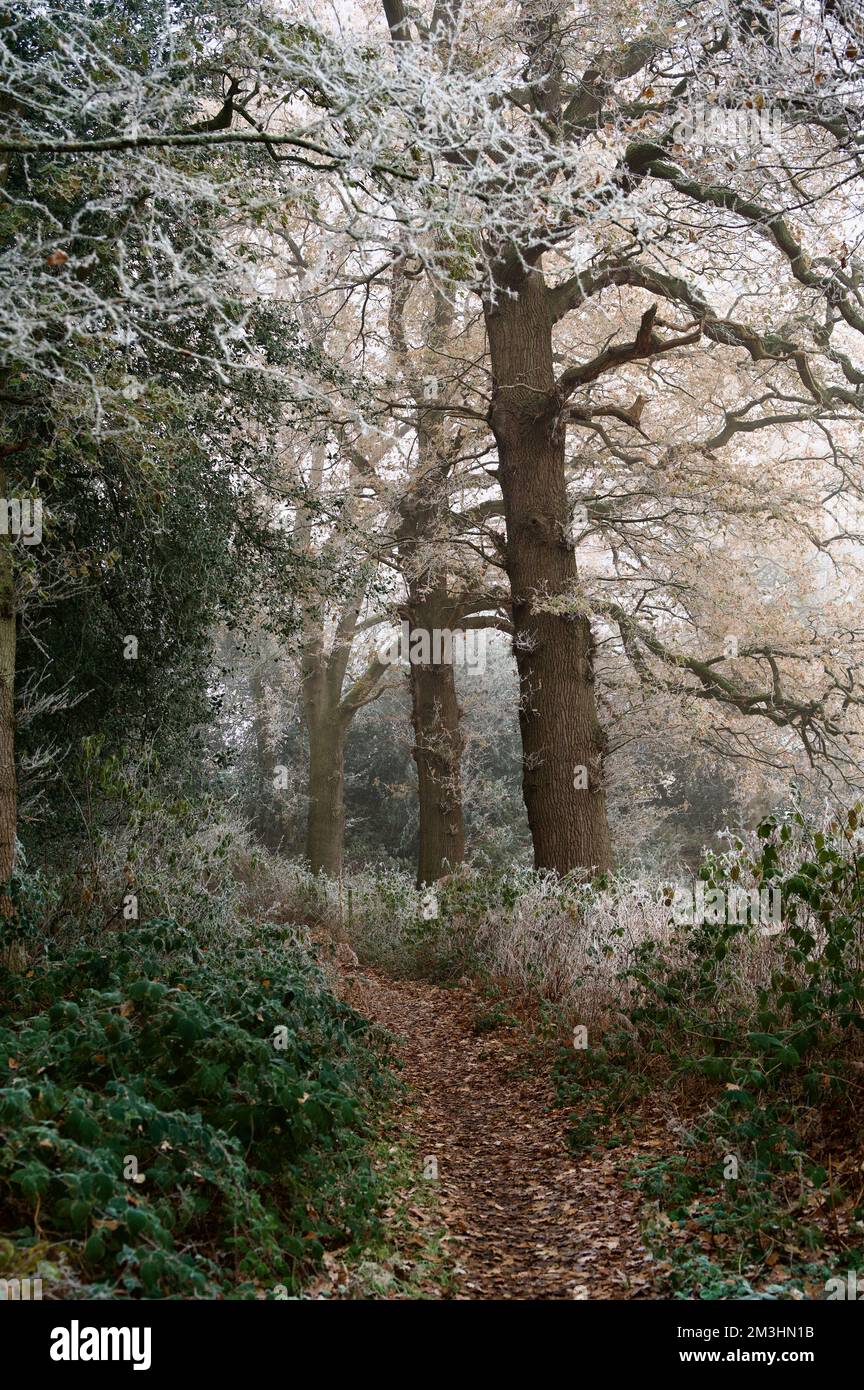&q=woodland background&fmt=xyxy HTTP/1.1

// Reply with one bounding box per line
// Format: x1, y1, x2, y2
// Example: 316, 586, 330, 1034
1, 0, 863, 1303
